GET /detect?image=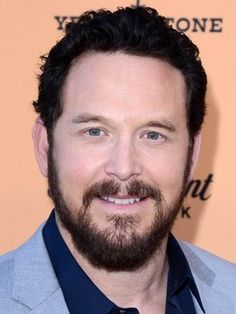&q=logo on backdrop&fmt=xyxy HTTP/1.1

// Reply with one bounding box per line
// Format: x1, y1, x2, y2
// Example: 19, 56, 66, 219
182, 173, 213, 219
54, 0, 223, 33
54, 16, 223, 33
